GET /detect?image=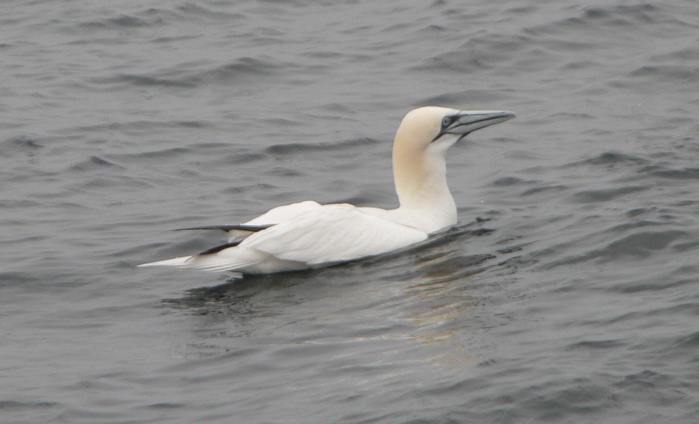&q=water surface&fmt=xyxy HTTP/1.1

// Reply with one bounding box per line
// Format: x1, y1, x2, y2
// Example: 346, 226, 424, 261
2, 1, 698, 423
